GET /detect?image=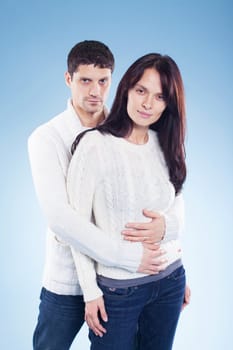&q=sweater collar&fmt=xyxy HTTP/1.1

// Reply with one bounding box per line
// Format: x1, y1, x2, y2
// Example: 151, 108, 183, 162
67, 98, 108, 131
66, 99, 83, 134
